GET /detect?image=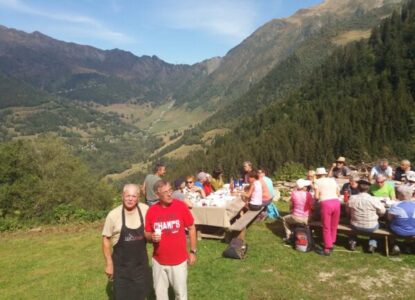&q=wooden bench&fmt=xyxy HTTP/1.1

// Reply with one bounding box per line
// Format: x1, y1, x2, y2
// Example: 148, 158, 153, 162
225, 207, 265, 241
308, 221, 394, 256
229, 208, 265, 232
